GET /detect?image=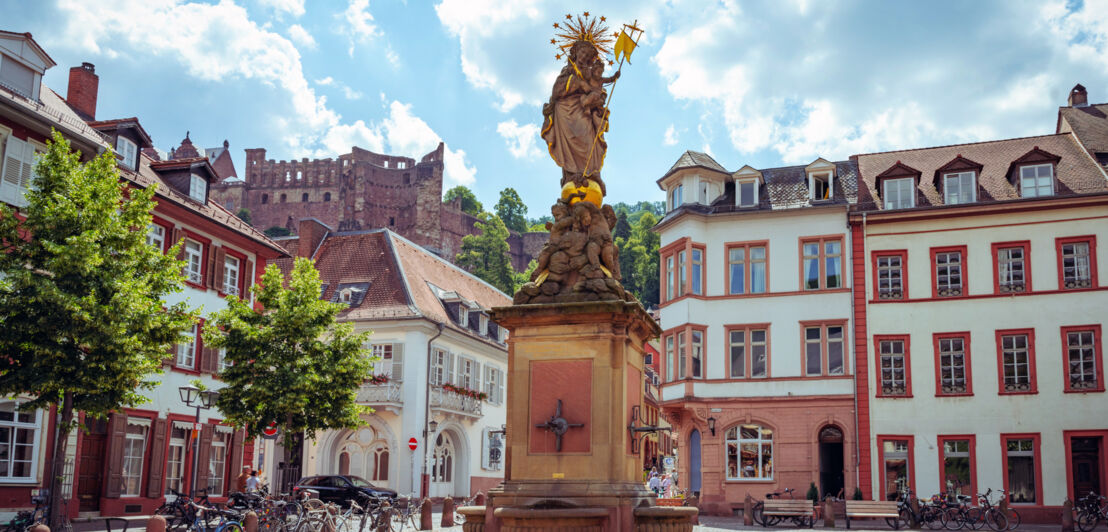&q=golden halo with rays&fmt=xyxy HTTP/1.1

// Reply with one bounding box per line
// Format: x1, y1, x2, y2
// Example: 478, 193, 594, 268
551, 12, 613, 61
